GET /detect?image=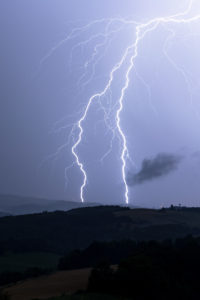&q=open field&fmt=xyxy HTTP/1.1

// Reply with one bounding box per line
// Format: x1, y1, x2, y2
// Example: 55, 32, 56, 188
3, 268, 91, 300
0, 252, 60, 273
